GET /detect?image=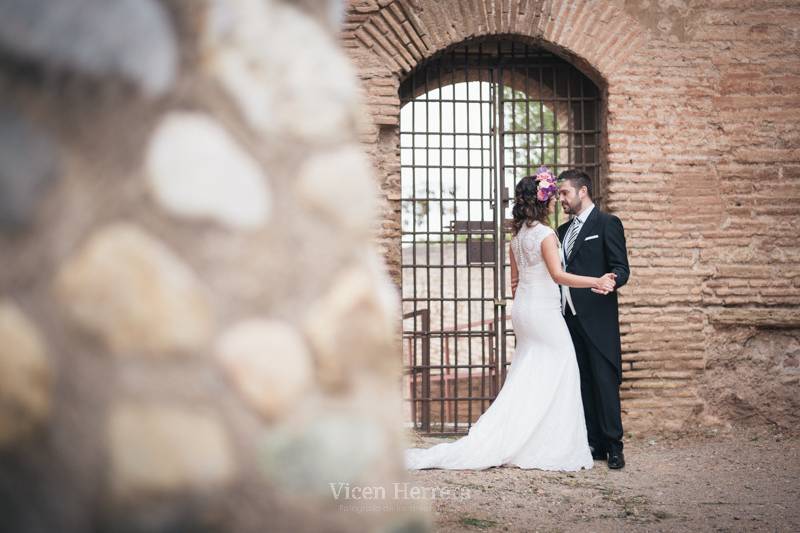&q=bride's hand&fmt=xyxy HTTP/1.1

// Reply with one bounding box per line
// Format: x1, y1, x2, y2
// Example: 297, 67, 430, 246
592, 273, 616, 294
